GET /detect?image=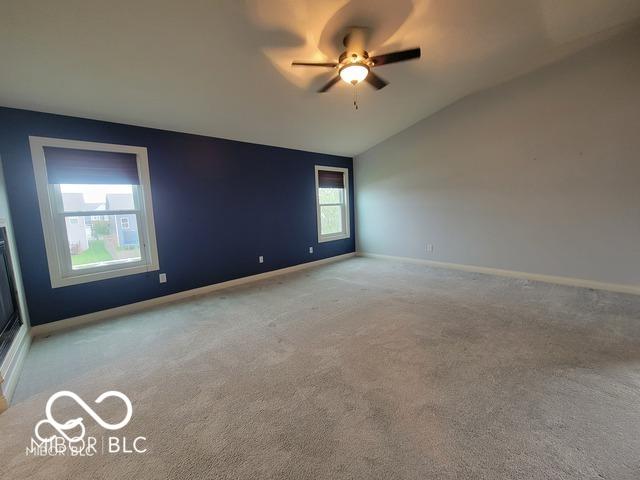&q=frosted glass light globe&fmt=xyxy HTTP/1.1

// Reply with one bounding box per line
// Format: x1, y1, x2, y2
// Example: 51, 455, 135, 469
339, 64, 369, 85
